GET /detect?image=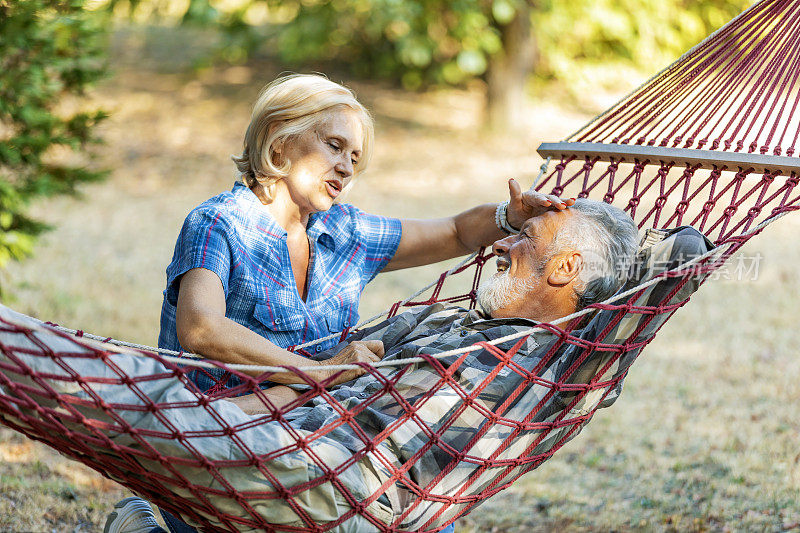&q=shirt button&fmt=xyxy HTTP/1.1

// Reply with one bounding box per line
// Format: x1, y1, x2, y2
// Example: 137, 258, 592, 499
315, 346, 322, 352
460, 330, 469, 337
275, 318, 282, 325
